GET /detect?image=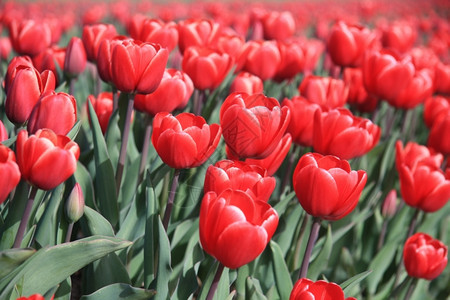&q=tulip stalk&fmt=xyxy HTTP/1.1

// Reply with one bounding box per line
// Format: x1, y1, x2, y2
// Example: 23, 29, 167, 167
193, 89, 205, 116
281, 145, 300, 193
162, 169, 181, 230
115, 93, 135, 196
298, 217, 321, 279
403, 278, 418, 300
206, 262, 225, 300
138, 115, 153, 186
65, 222, 74, 243
293, 213, 310, 269
13, 185, 38, 248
